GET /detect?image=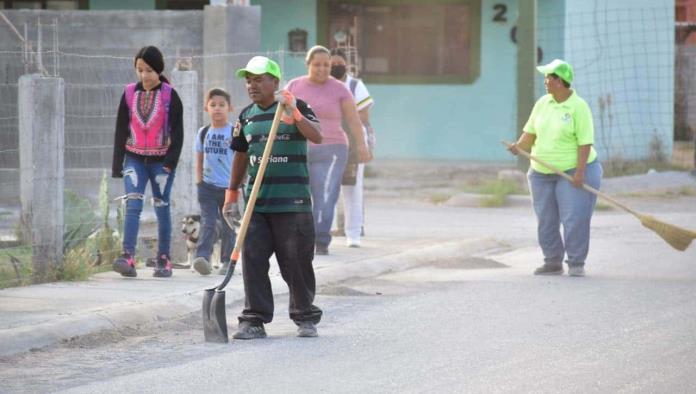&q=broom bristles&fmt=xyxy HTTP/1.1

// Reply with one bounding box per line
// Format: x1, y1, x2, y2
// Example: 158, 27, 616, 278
639, 215, 696, 251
